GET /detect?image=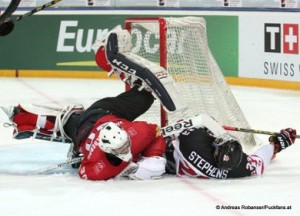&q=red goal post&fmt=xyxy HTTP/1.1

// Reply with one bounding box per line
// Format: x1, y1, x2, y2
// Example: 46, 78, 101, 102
125, 17, 169, 127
